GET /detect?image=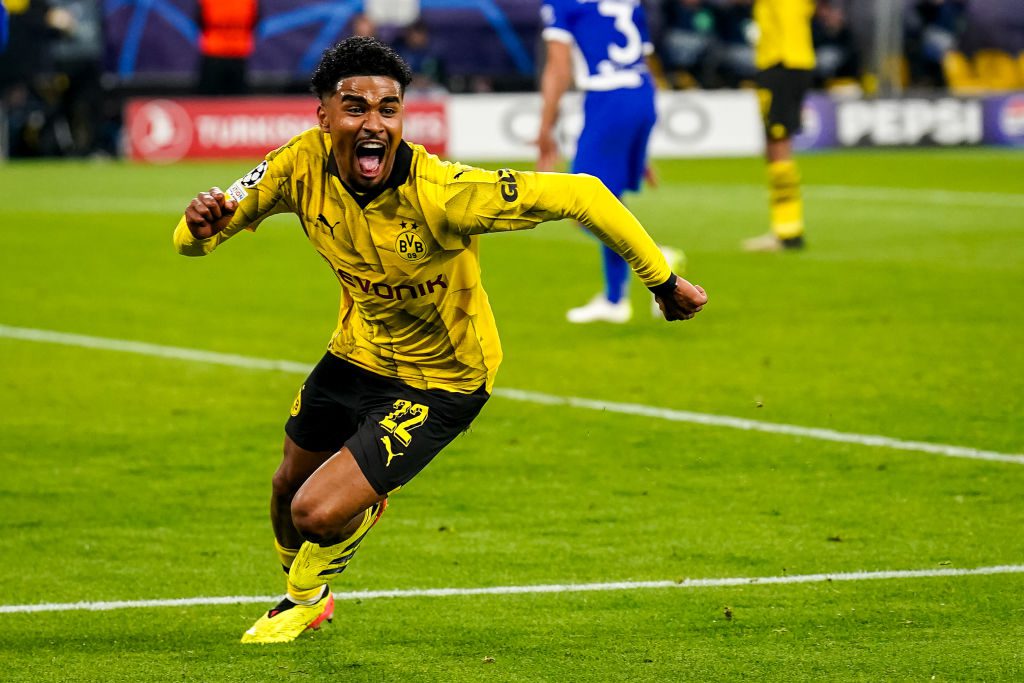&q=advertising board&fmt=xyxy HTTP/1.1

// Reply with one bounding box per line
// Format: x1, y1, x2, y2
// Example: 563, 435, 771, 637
123, 91, 1024, 162
447, 91, 764, 160
835, 97, 984, 147
125, 96, 447, 163
983, 93, 1024, 146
